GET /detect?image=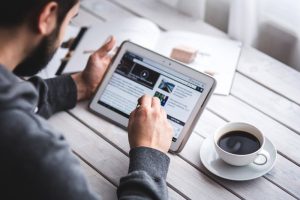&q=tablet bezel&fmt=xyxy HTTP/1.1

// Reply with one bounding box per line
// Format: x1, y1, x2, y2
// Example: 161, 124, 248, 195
89, 41, 216, 153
